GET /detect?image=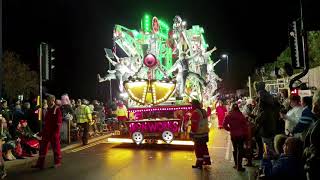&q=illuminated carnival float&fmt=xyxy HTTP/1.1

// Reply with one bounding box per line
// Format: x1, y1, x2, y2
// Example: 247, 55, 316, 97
98, 14, 222, 145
